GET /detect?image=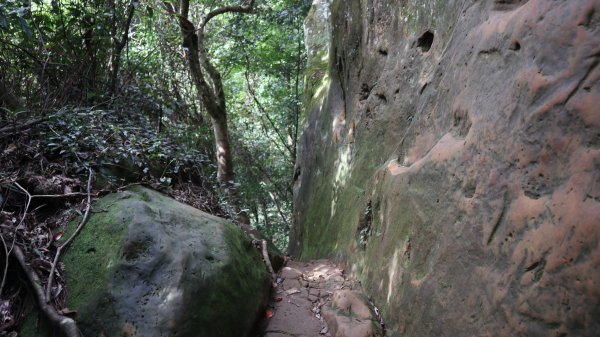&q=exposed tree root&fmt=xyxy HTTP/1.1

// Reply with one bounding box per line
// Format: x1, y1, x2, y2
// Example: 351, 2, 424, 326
261, 239, 277, 283
12, 245, 80, 337
2, 169, 92, 336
